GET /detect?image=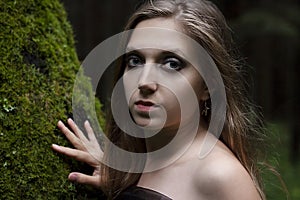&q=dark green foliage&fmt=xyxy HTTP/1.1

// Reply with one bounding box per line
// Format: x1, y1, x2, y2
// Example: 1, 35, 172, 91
0, 0, 103, 199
